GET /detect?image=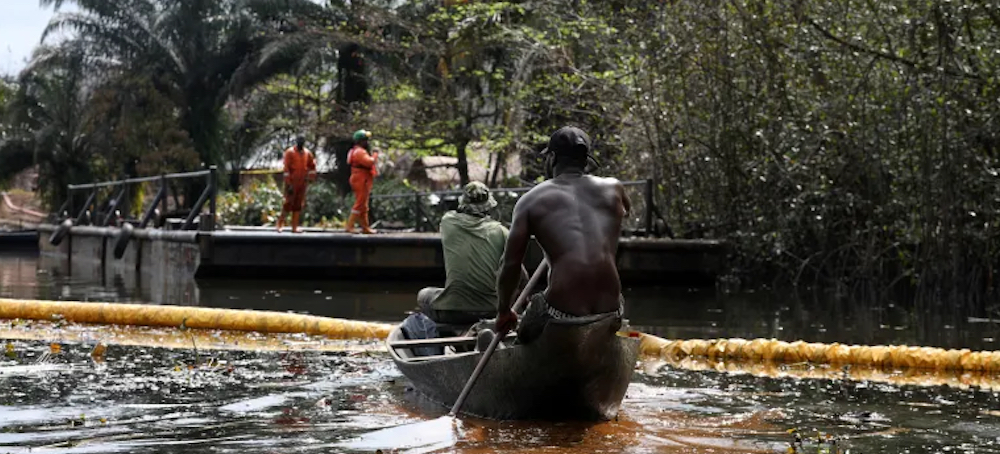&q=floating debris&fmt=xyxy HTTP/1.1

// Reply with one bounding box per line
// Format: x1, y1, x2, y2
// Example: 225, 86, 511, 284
90, 343, 107, 362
